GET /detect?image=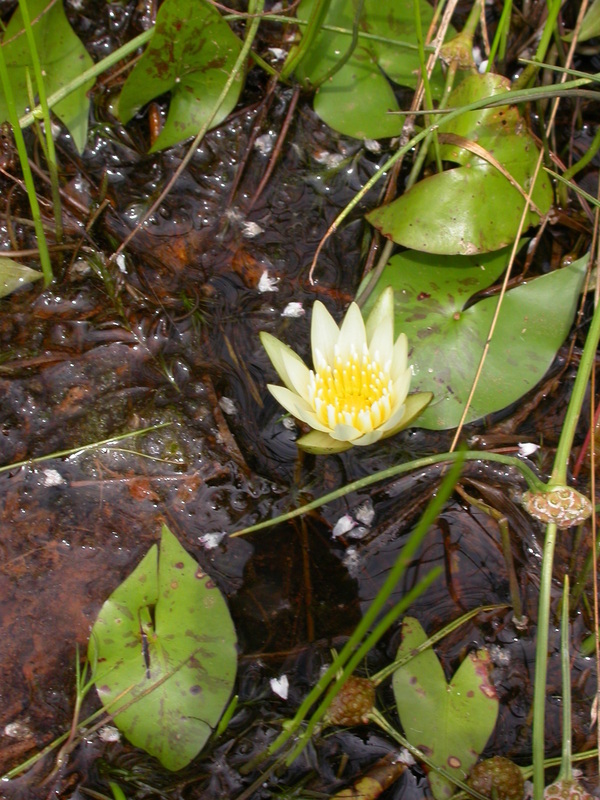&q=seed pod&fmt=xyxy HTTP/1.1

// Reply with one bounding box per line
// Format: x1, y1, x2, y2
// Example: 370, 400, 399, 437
324, 676, 376, 727
522, 486, 593, 529
467, 756, 524, 800
544, 779, 593, 800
